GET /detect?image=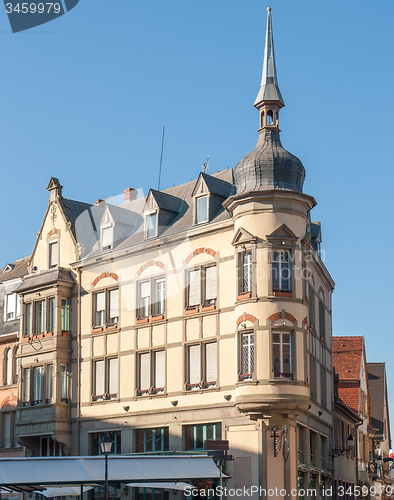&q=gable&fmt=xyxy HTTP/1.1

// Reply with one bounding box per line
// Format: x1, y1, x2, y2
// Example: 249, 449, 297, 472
266, 223, 298, 241
231, 227, 257, 246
